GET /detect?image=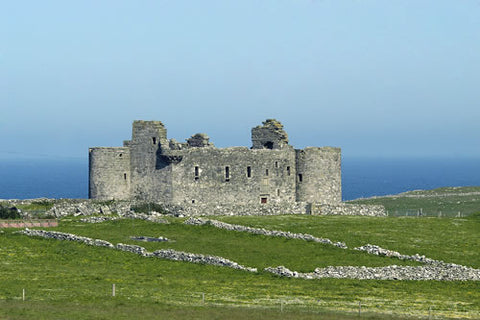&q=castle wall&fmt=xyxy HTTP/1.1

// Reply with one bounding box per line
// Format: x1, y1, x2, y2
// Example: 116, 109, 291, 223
88, 119, 344, 213
295, 147, 342, 204
89, 147, 131, 200
170, 147, 297, 206
128, 121, 173, 202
